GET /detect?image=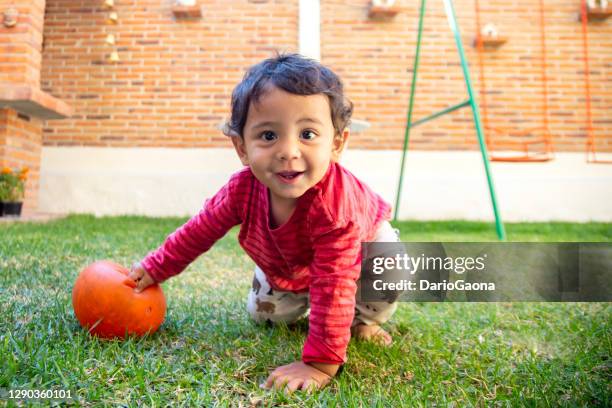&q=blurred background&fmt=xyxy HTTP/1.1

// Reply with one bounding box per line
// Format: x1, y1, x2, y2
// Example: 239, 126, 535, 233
0, 0, 610, 221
